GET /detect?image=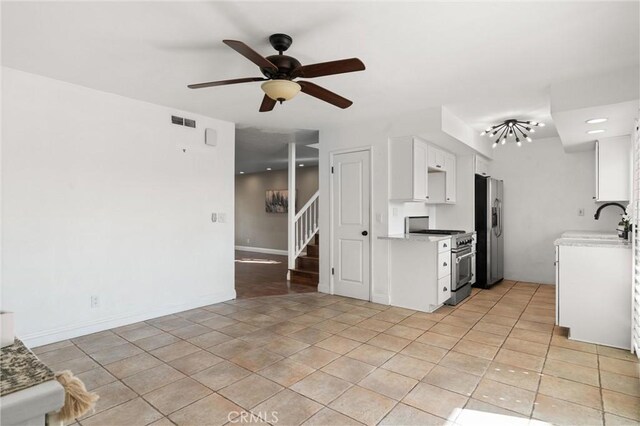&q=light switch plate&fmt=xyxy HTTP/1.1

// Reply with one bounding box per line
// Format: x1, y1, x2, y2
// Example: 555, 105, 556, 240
218, 213, 226, 223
